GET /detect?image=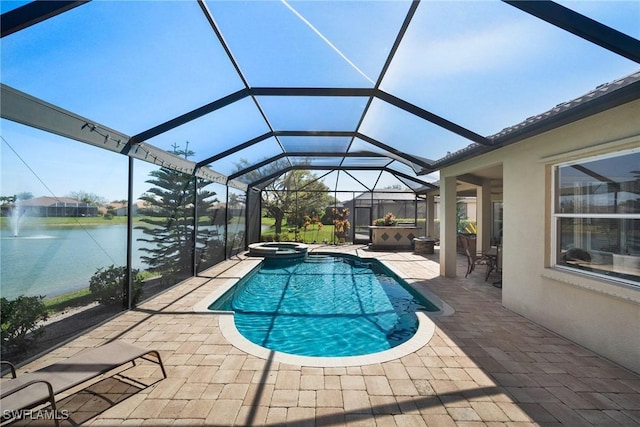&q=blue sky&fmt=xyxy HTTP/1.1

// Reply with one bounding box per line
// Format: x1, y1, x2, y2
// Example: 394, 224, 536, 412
1, 0, 638, 202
